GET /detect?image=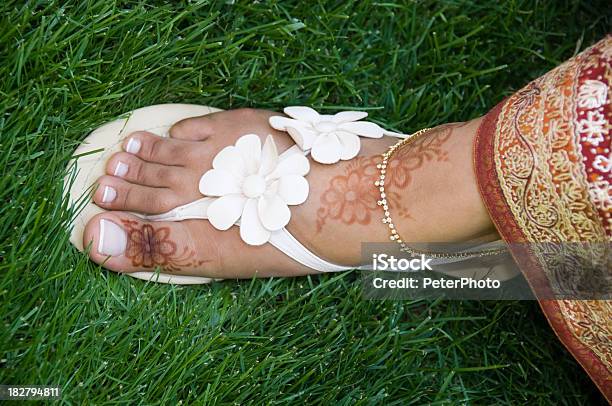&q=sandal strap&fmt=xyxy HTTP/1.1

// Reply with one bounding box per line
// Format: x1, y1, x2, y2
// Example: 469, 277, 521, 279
144, 199, 354, 272
144, 145, 356, 272
268, 228, 356, 272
